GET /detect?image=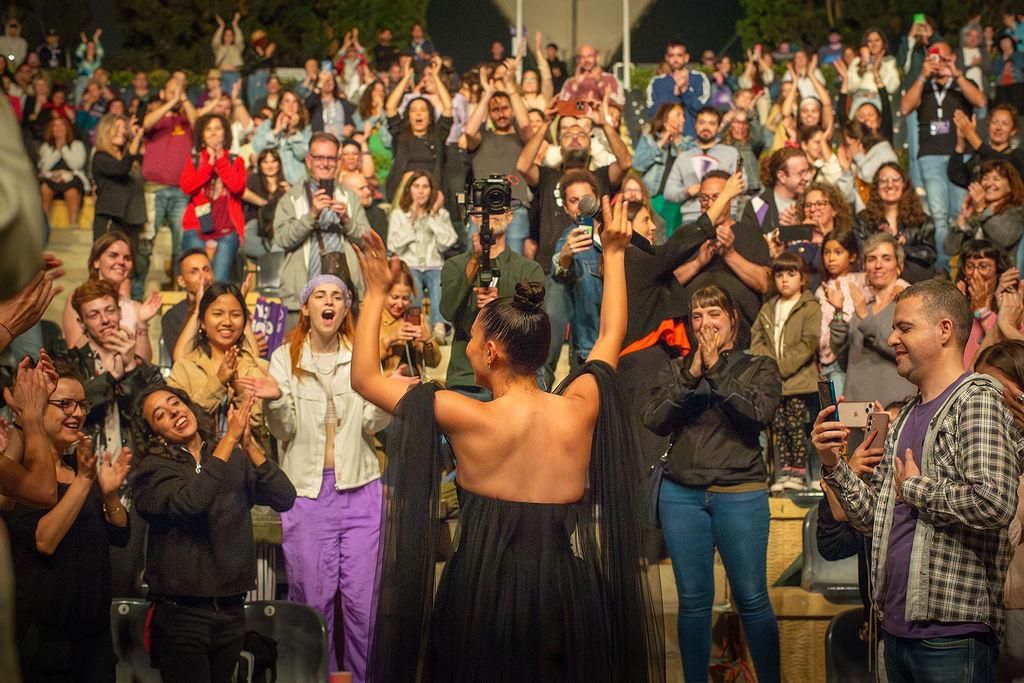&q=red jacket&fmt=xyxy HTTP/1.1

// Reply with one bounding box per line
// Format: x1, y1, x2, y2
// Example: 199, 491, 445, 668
180, 149, 247, 241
